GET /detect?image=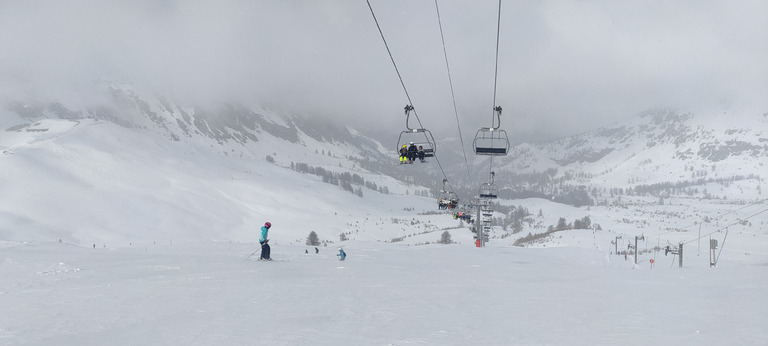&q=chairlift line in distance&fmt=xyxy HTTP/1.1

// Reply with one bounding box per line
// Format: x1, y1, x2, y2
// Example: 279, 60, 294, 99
473, 106, 510, 156
396, 105, 436, 162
